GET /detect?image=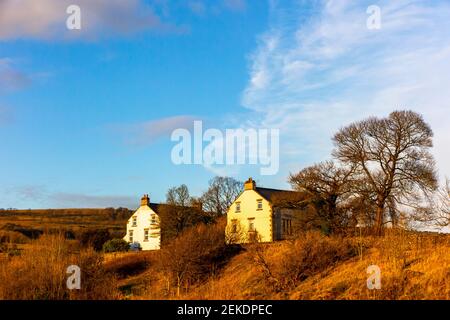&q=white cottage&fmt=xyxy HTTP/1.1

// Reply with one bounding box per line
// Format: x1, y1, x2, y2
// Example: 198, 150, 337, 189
124, 194, 161, 251
226, 178, 295, 243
